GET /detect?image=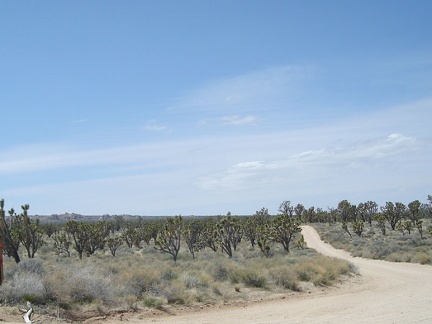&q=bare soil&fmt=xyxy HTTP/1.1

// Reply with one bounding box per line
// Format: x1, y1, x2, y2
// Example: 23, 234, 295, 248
1, 225, 431, 323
